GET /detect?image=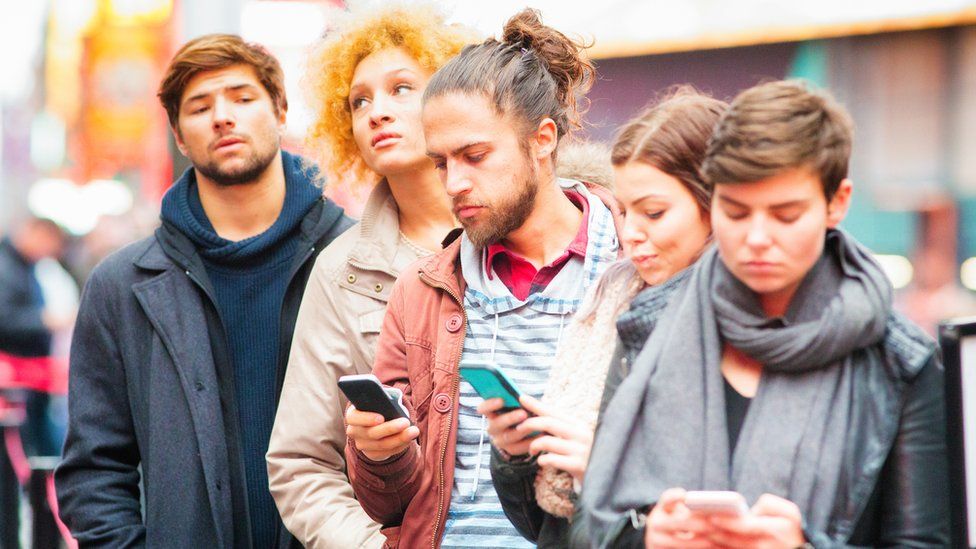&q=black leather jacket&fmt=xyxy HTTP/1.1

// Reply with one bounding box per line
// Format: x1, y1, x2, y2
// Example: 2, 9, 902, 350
495, 315, 950, 548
